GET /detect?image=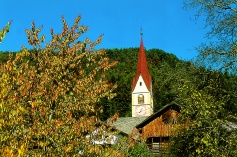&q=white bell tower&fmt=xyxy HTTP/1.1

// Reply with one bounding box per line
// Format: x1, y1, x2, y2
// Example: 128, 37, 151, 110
131, 31, 153, 117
